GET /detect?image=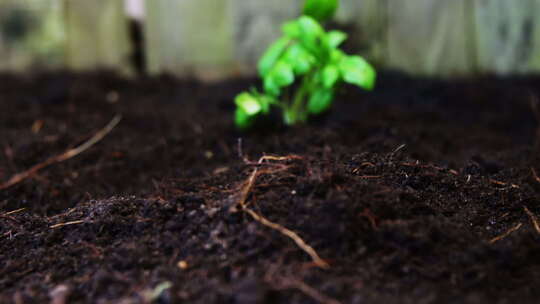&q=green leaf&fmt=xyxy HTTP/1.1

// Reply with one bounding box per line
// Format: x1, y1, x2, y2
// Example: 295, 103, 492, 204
283, 110, 295, 126
234, 92, 262, 115
235, 107, 255, 129
258, 37, 290, 77
283, 16, 323, 39
321, 64, 340, 88
295, 16, 324, 52
258, 95, 272, 114
282, 43, 314, 75
324, 30, 347, 48
297, 16, 324, 37
282, 20, 300, 38
339, 55, 376, 90
263, 77, 280, 97
282, 16, 325, 58
264, 61, 294, 96
303, 0, 339, 22
271, 61, 295, 86
330, 48, 345, 63
307, 88, 334, 114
